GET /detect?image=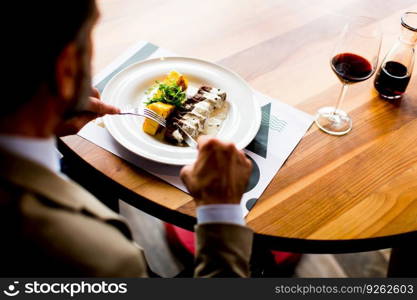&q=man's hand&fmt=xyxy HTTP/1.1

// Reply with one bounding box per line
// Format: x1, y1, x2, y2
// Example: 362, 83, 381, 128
180, 136, 253, 207
56, 87, 120, 136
